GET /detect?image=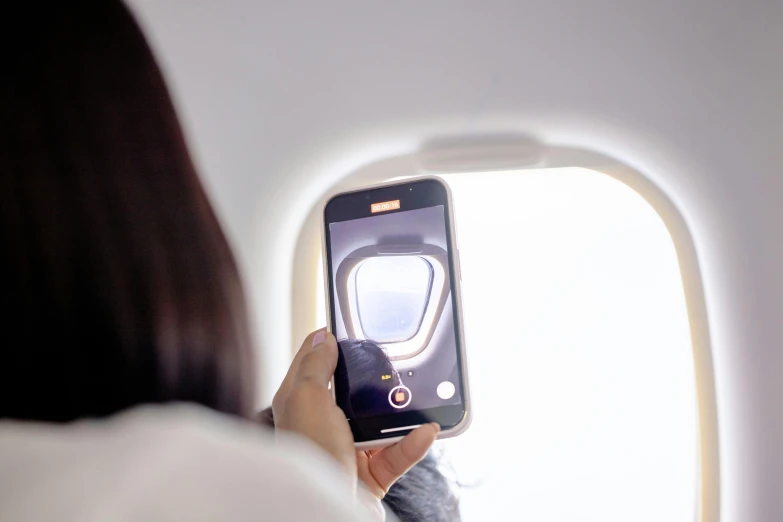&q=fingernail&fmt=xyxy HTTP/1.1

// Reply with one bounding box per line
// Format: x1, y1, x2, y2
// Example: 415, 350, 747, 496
312, 331, 327, 348
430, 422, 441, 434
